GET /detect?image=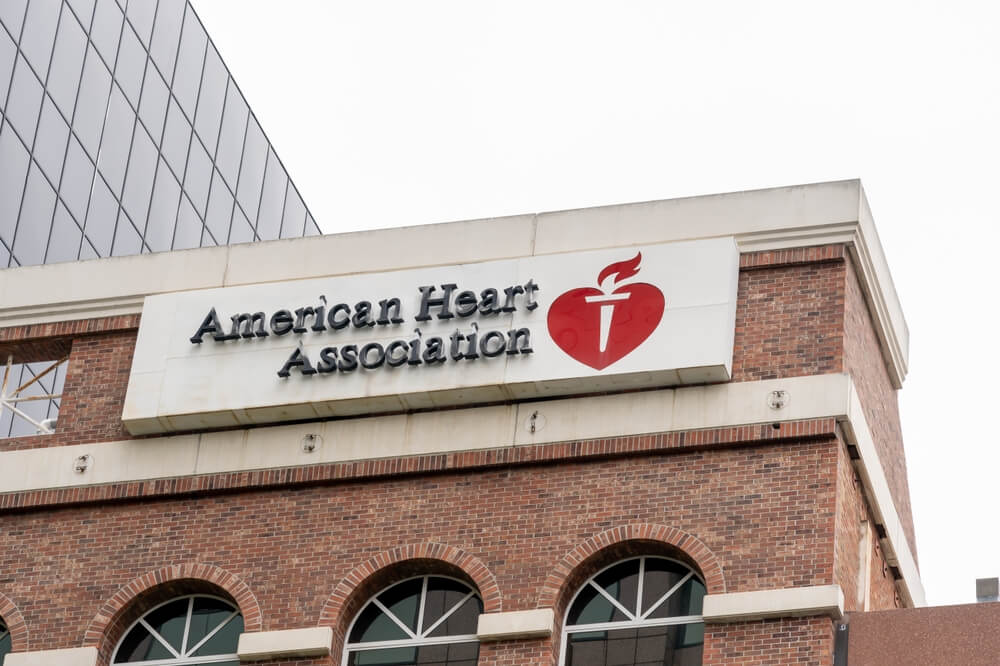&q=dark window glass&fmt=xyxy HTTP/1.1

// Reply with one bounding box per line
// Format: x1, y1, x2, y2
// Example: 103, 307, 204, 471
377, 578, 423, 633
426, 595, 482, 638
46, 202, 83, 263
0, 619, 12, 656
160, 97, 191, 179
144, 159, 179, 251
190, 613, 243, 656
58, 135, 95, 223
255, 150, 286, 240
115, 23, 146, 107
142, 598, 188, 652
171, 7, 206, 119
90, 0, 123, 67
194, 44, 226, 154
566, 625, 703, 666
74, 46, 113, 158
173, 195, 201, 249
347, 642, 479, 666
0, 28, 16, 107
137, 59, 169, 141
647, 578, 705, 620
115, 623, 167, 662
35, 96, 70, 182
46, 5, 88, 116
149, 0, 184, 81
184, 135, 212, 216
349, 603, 410, 645
121, 124, 157, 222
111, 211, 142, 256
6, 56, 44, 144
422, 578, 474, 631
0, 124, 30, 244
203, 169, 232, 243
12, 164, 56, 266
214, 81, 247, 186
0, 0, 28, 39
83, 175, 117, 254
125, 0, 156, 46
235, 117, 266, 221
640, 560, 688, 616
568, 583, 628, 626
594, 560, 640, 616
96, 84, 135, 196
18, 0, 60, 76
279, 185, 306, 238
